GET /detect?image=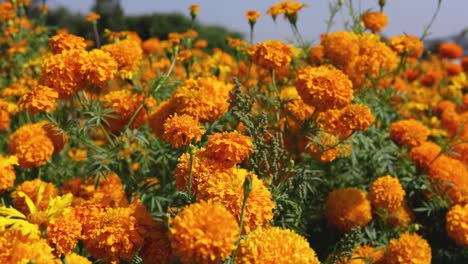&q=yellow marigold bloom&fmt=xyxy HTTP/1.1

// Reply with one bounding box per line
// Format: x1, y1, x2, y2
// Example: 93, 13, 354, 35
8, 123, 55, 168
439, 42, 464, 59
204, 131, 253, 168
409, 141, 441, 170
361, 11, 388, 32
324, 187, 372, 233
81, 49, 118, 88
172, 77, 232, 123
101, 90, 147, 132
236, 227, 319, 264
245, 10, 261, 25
339, 103, 375, 131
85, 11, 100, 22
389, 119, 430, 148
11, 179, 58, 215
198, 167, 275, 234
252, 40, 292, 70
390, 34, 424, 58
101, 39, 143, 79
295, 65, 354, 111
0, 155, 17, 194
162, 113, 205, 148
446, 204, 468, 246
338, 244, 384, 264
0, 229, 59, 263
169, 200, 239, 264
48, 31, 87, 54
65, 252, 92, 264
369, 175, 405, 210
18, 85, 58, 114
46, 208, 82, 256
83, 206, 144, 262
383, 232, 431, 264
40, 49, 87, 99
